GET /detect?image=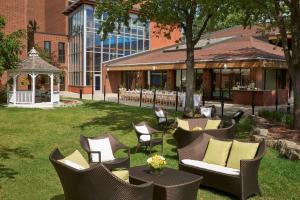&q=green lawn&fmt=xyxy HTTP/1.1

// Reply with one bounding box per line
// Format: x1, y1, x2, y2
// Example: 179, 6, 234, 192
0, 101, 299, 200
